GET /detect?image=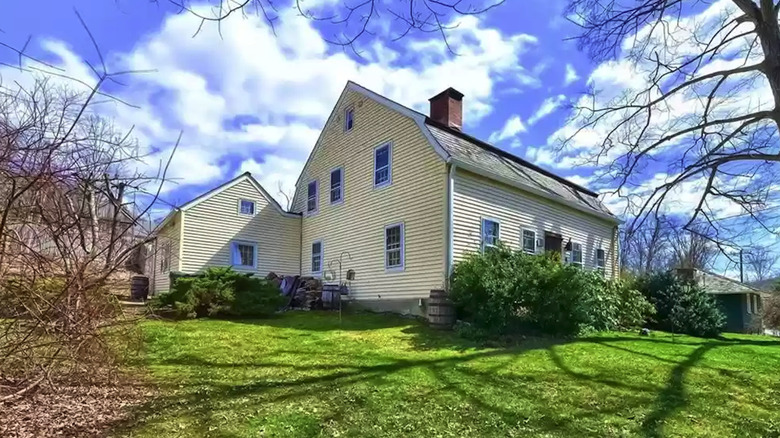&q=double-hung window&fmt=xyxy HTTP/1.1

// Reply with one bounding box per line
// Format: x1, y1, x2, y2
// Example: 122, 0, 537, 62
311, 241, 323, 274
481, 218, 500, 251
330, 168, 343, 204
385, 223, 404, 270
596, 248, 606, 273
374, 143, 391, 187
748, 294, 759, 314
160, 243, 171, 272
345, 108, 354, 131
307, 180, 318, 213
568, 242, 583, 268
231, 241, 256, 269
239, 199, 255, 215
522, 229, 536, 254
